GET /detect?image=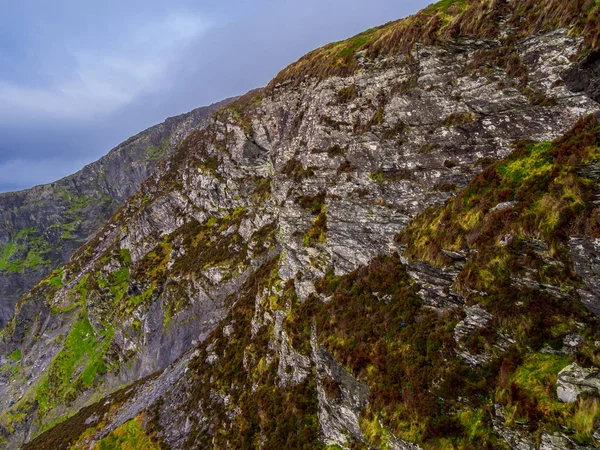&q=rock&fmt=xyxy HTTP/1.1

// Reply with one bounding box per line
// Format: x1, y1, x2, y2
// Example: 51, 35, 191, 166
490, 201, 517, 213
402, 257, 465, 309
561, 49, 600, 103
441, 249, 467, 261
569, 237, 600, 315
454, 305, 493, 366
314, 345, 369, 446
562, 334, 584, 354
499, 233, 514, 246
556, 363, 600, 403
540, 432, 597, 450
